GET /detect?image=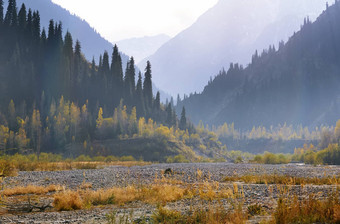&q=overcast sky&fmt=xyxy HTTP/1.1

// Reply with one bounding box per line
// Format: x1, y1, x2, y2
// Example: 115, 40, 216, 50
51, 0, 218, 42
